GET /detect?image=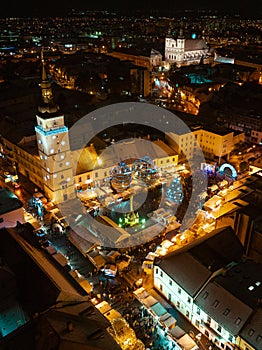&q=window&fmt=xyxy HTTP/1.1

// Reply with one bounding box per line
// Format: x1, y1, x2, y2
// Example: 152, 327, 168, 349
61, 140, 66, 146
186, 311, 190, 318
204, 330, 209, 337
79, 177, 82, 183
177, 301, 180, 308
223, 308, 230, 316
235, 318, 241, 325
248, 329, 255, 336
203, 292, 208, 299
65, 161, 70, 166
195, 320, 200, 328
187, 297, 191, 303
50, 148, 54, 154
61, 175, 64, 179
160, 271, 163, 277
217, 325, 222, 333
256, 335, 261, 343
95, 172, 98, 178
178, 288, 181, 294
228, 335, 233, 342
197, 308, 201, 315
160, 284, 163, 291
212, 300, 219, 307
38, 139, 42, 144
169, 280, 172, 286
155, 268, 158, 274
